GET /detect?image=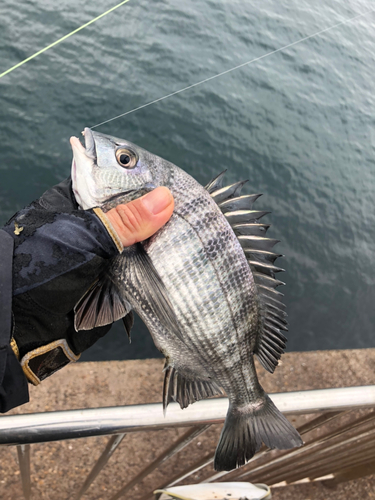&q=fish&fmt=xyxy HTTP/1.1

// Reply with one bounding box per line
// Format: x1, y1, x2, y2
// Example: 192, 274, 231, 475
70, 127, 303, 471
